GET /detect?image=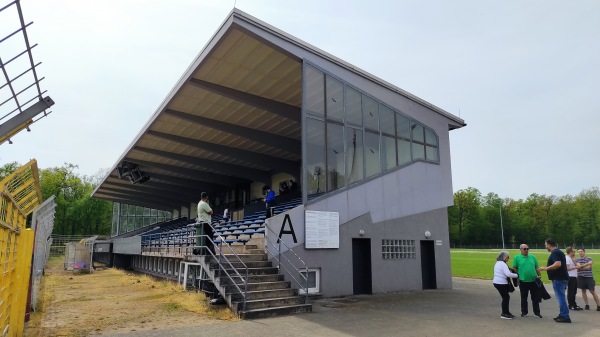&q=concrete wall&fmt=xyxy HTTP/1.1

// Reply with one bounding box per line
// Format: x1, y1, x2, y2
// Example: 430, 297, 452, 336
273, 207, 450, 297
